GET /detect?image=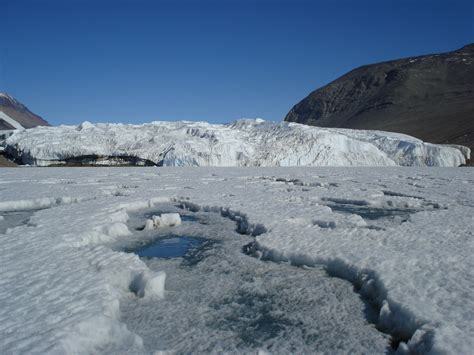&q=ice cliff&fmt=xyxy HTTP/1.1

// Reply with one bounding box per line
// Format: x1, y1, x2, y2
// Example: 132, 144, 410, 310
4, 119, 470, 167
